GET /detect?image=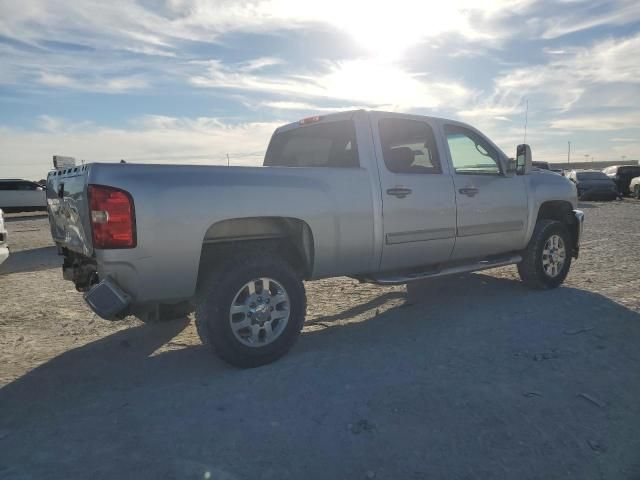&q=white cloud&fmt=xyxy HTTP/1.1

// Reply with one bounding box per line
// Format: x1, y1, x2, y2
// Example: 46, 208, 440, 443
0, 116, 281, 180
541, 0, 640, 39
493, 33, 640, 108
191, 58, 474, 111
549, 112, 640, 131
38, 72, 149, 93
